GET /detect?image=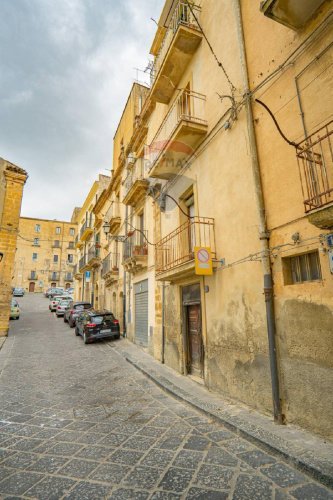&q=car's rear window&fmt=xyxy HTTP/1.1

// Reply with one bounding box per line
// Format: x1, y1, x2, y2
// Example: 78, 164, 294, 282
74, 304, 91, 310
92, 314, 114, 324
